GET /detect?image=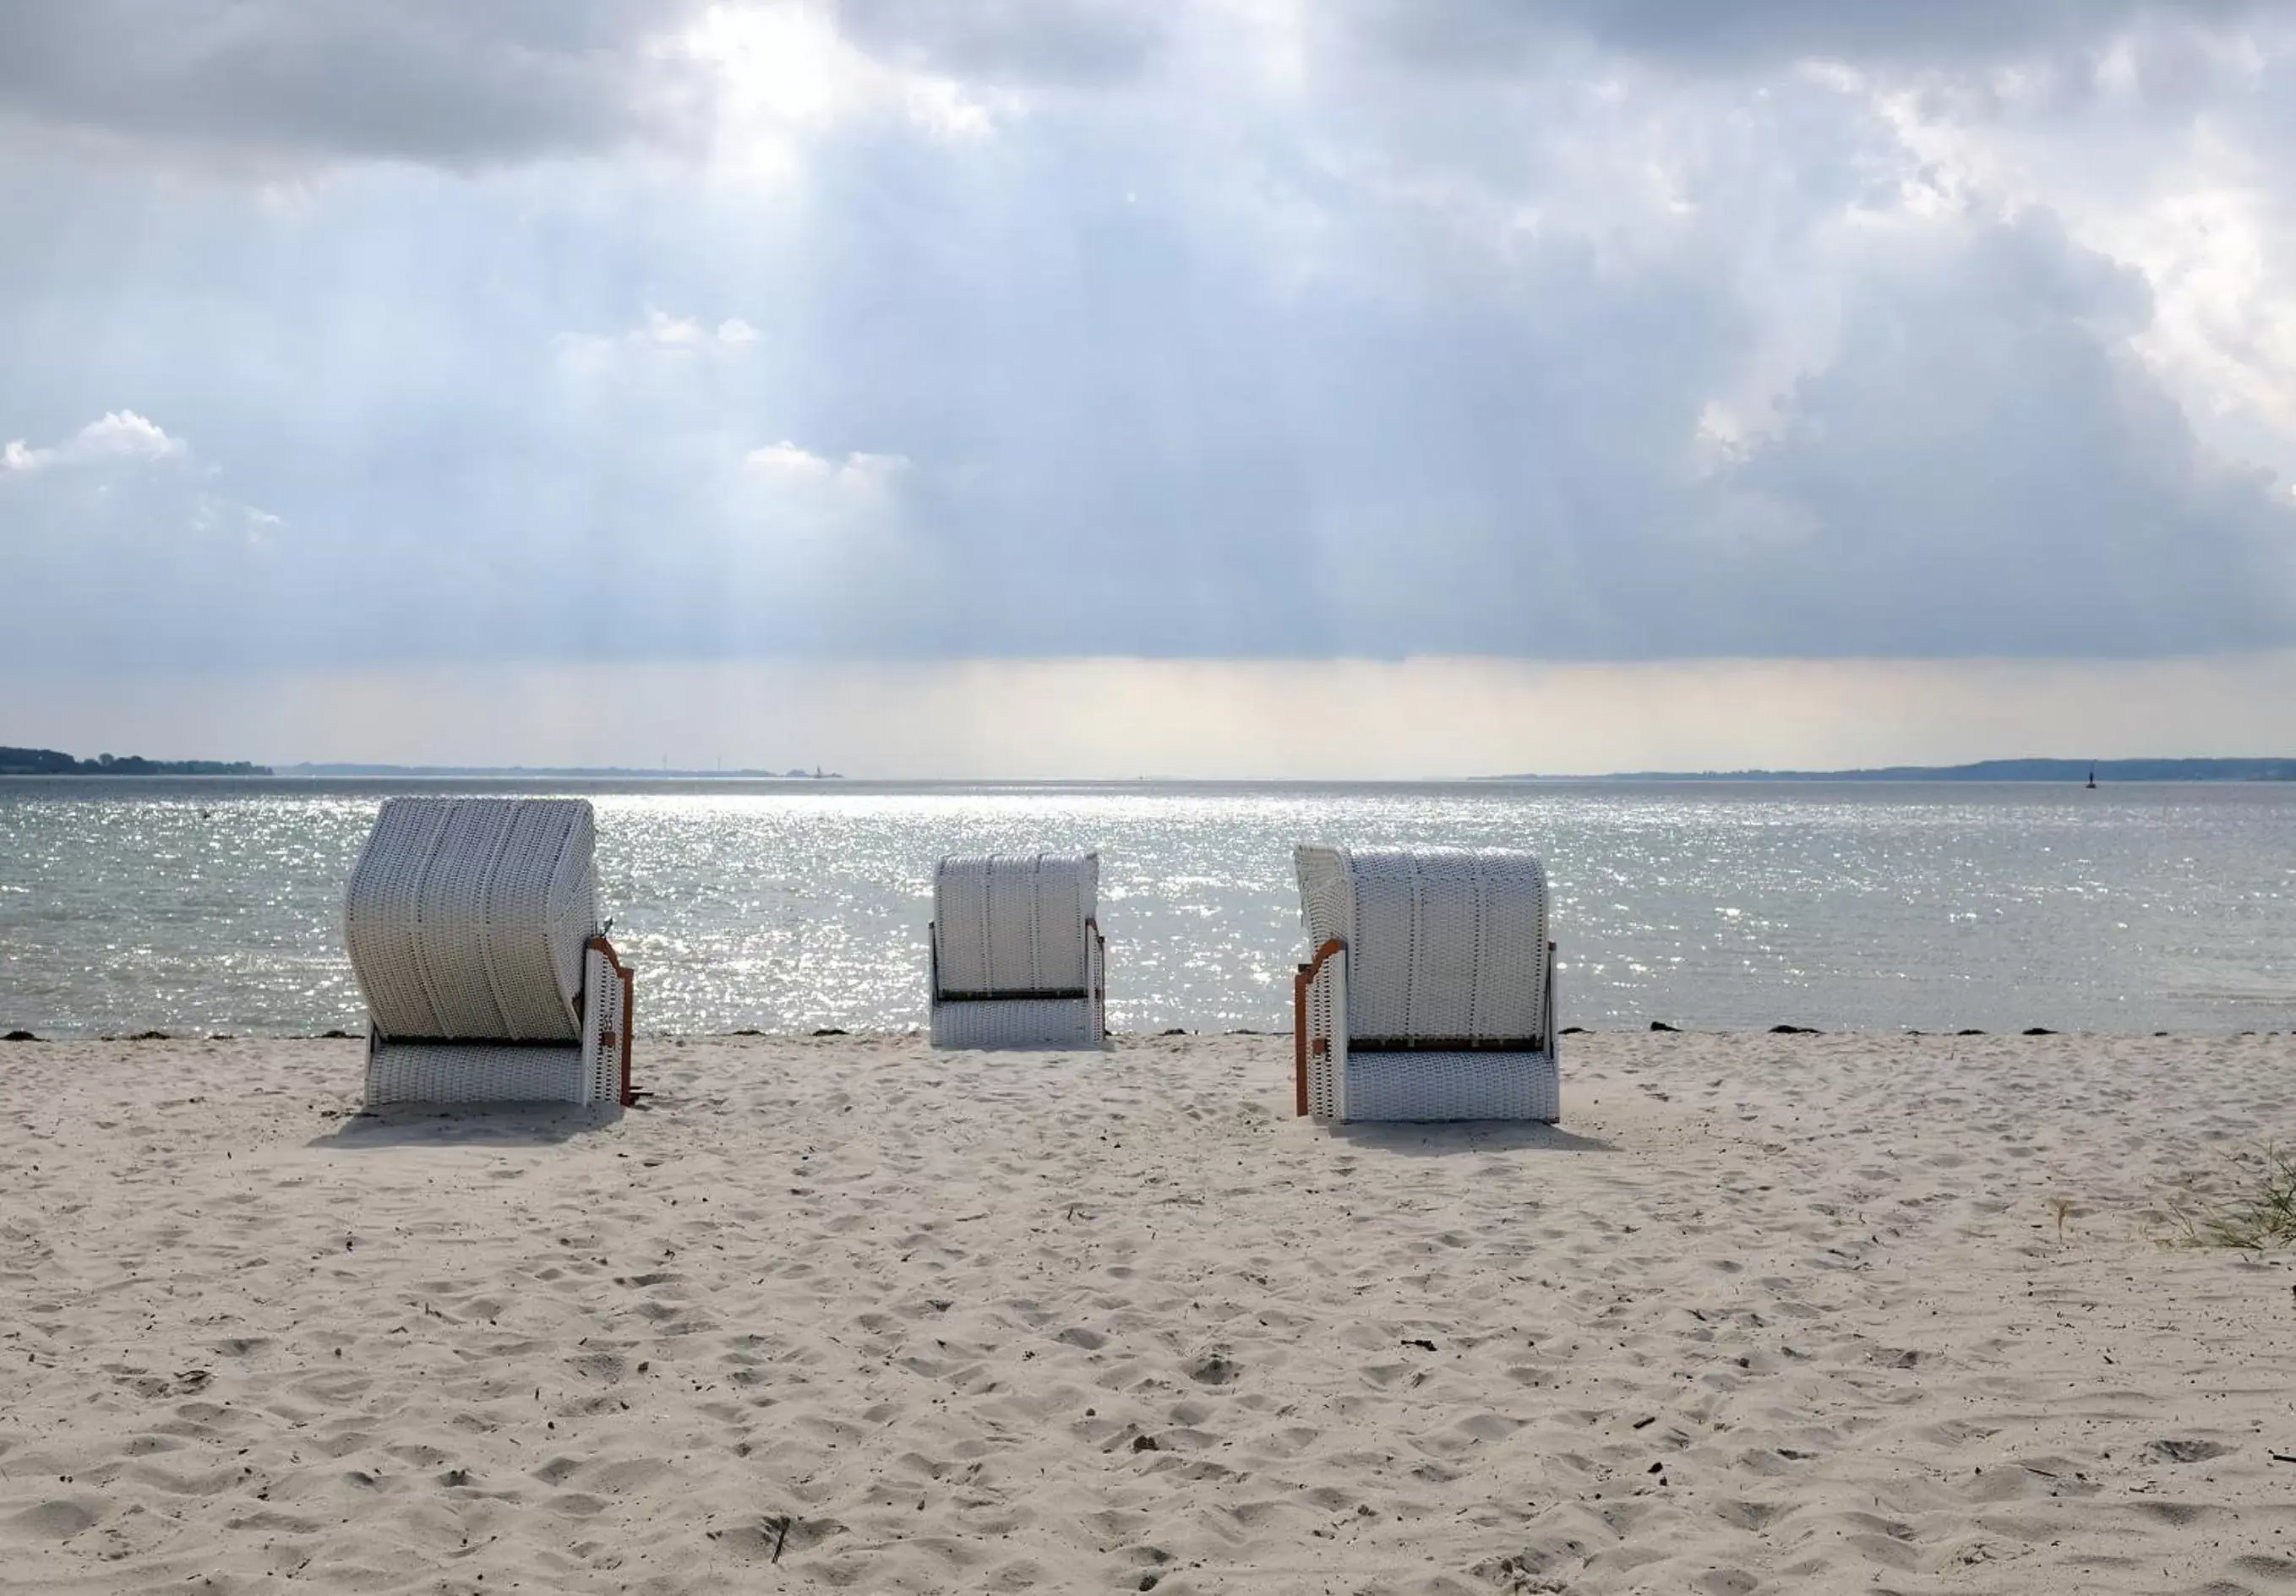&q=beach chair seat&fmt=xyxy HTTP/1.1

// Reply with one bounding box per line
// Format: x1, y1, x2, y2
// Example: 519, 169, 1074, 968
342, 797, 635, 1107
930, 853, 1106, 1049
1294, 847, 1557, 1123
